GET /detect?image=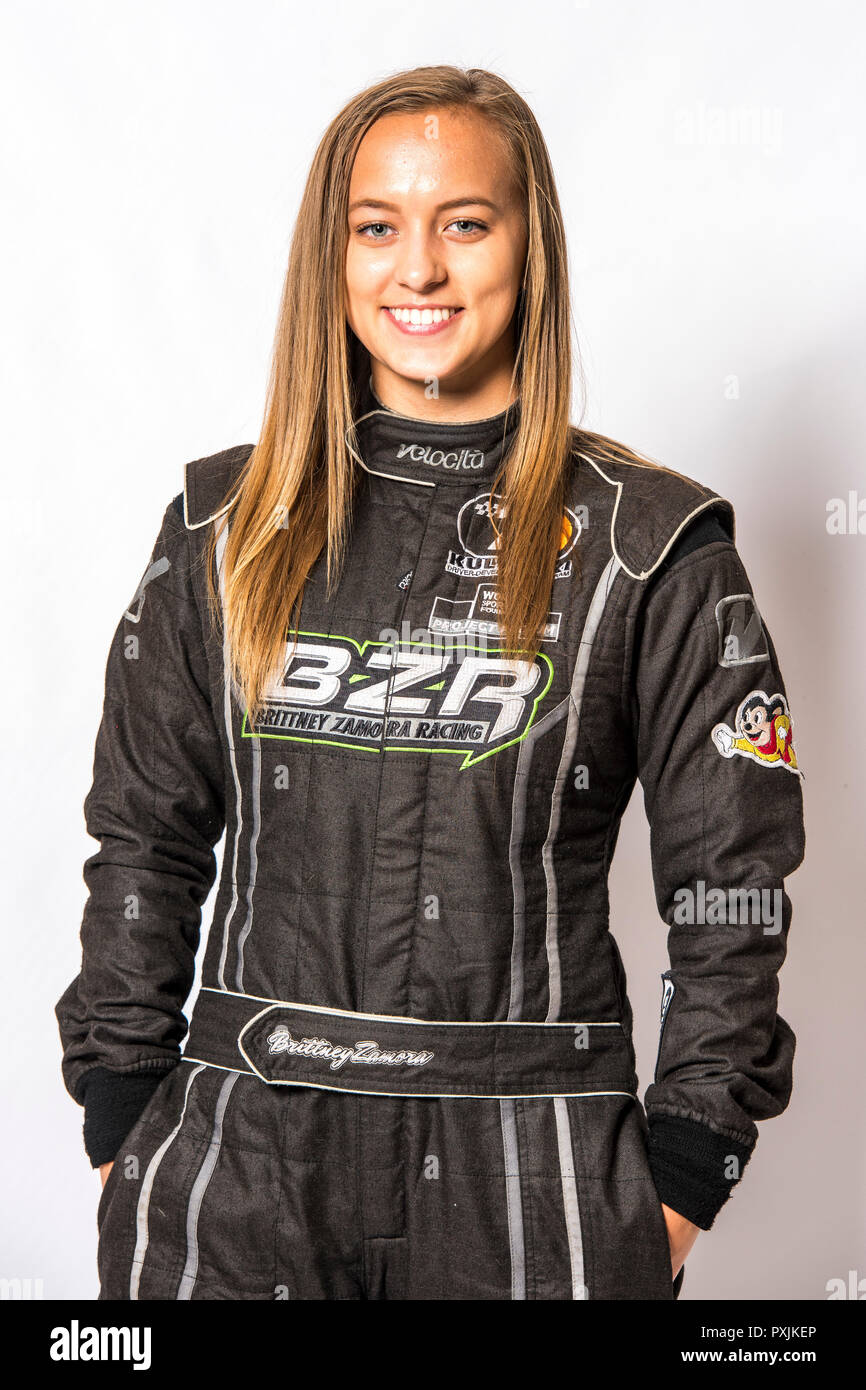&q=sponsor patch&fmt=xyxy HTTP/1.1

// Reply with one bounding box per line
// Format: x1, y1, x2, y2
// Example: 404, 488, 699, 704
124, 555, 170, 622
396, 440, 485, 473
714, 593, 769, 667
244, 630, 554, 768
427, 582, 562, 643
445, 491, 582, 580
712, 688, 801, 776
